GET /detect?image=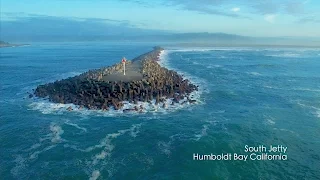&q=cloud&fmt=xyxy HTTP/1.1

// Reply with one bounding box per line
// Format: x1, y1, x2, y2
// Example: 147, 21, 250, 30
296, 16, 320, 23
252, 1, 279, 14
161, 0, 244, 18
231, 7, 240, 12
285, 1, 305, 14
163, 0, 309, 16
1, 12, 135, 27
264, 14, 277, 23
251, 0, 307, 15
116, 0, 311, 20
